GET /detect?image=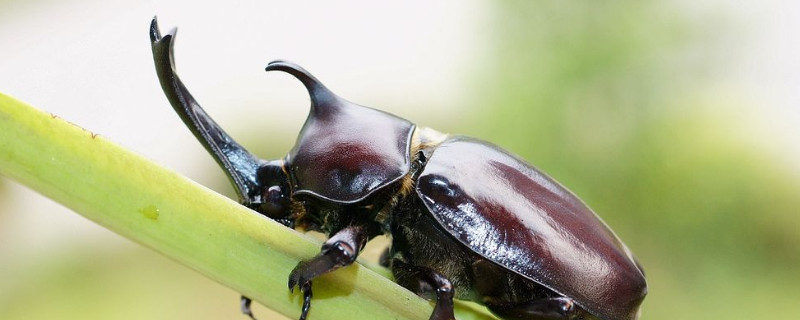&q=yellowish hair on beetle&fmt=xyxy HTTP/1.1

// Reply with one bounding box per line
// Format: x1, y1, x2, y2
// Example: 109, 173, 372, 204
398, 126, 449, 198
